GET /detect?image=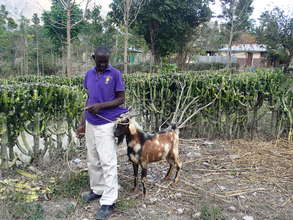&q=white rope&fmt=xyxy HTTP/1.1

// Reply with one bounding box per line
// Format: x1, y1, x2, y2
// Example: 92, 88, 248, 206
95, 113, 129, 125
